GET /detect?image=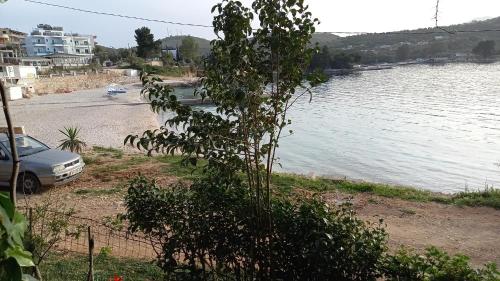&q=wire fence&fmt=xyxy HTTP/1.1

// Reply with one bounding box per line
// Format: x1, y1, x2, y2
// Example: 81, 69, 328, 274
25, 208, 160, 260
